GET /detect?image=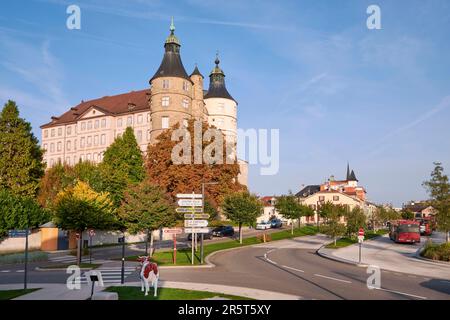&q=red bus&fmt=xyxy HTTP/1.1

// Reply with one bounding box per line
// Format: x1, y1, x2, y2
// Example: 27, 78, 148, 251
389, 220, 421, 244
415, 218, 433, 236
